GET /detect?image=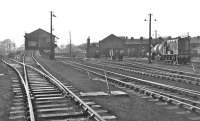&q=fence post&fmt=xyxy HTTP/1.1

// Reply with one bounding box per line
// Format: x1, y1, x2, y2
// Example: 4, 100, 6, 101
87, 71, 92, 80
192, 63, 196, 72
104, 70, 111, 96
